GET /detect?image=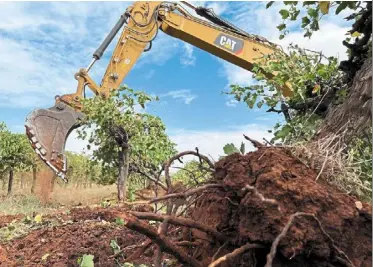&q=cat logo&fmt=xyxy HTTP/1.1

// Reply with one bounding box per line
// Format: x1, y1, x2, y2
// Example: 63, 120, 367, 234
214, 34, 244, 55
